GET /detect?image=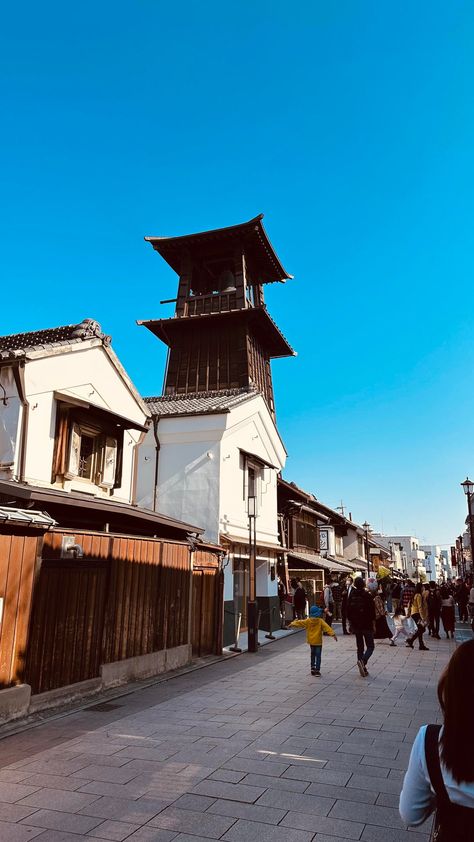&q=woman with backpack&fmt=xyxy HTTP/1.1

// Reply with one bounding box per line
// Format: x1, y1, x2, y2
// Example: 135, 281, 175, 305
399, 640, 474, 838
